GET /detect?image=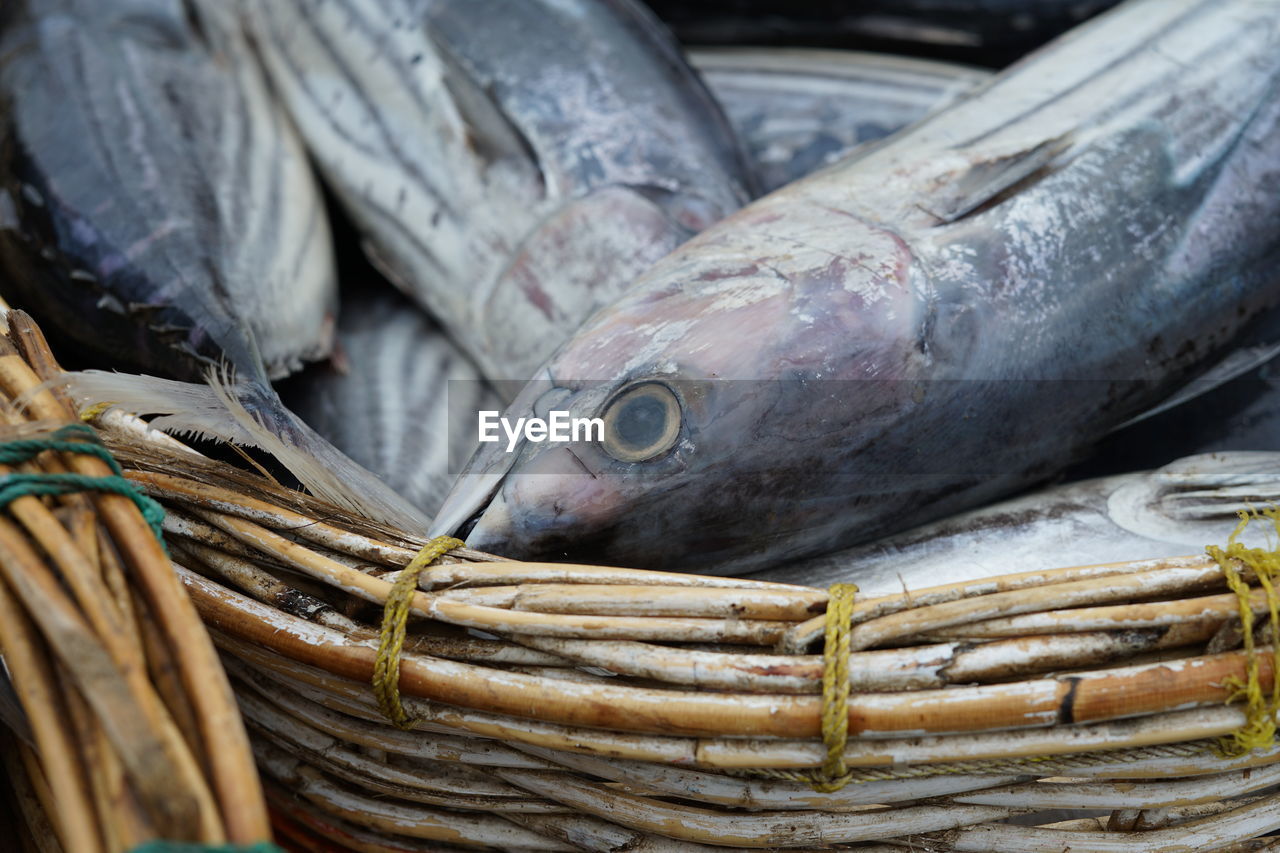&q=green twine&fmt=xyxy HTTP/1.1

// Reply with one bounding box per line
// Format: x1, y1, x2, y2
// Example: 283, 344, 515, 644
0, 424, 167, 550
127, 843, 284, 853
